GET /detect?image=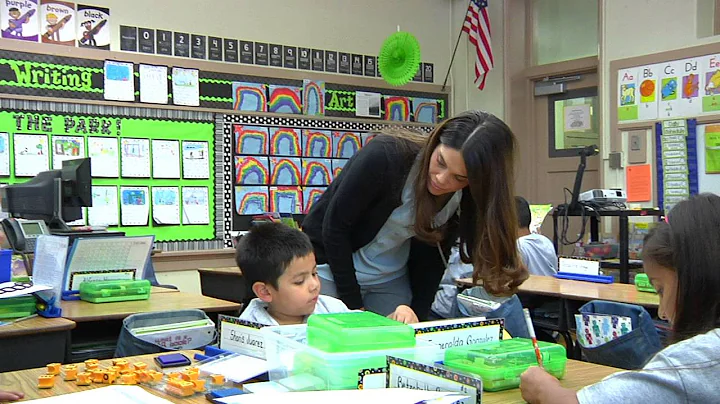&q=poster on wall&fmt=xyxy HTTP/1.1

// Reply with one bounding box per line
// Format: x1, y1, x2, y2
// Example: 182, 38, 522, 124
120, 138, 151, 178
76, 4, 109, 49
0, 133, 10, 176
182, 186, 210, 225
120, 186, 149, 226
703, 124, 720, 174
701, 54, 720, 113
13, 134, 49, 176
677, 57, 701, 118
1, 0, 39, 42
638, 64, 659, 121
51, 135, 85, 169
139, 64, 169, 105
87, 136, 118, 177
152, 186, 181, 225
618, 67, 639, 121
658, 60, 682, 119
104, 60, 135, 102
40, 0, 75, 46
